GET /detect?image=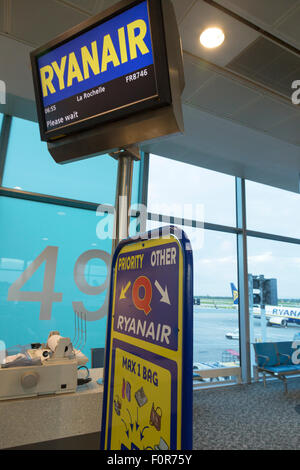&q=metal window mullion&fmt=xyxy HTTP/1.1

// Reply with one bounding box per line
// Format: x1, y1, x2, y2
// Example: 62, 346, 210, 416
135, 151, 150, 234
247, 229, 300, 246
0, 115, 12, 186
236, 177, 251, 384
137, 151, 149, 208
147, 211, 240, 234
0, 186, 115, 213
